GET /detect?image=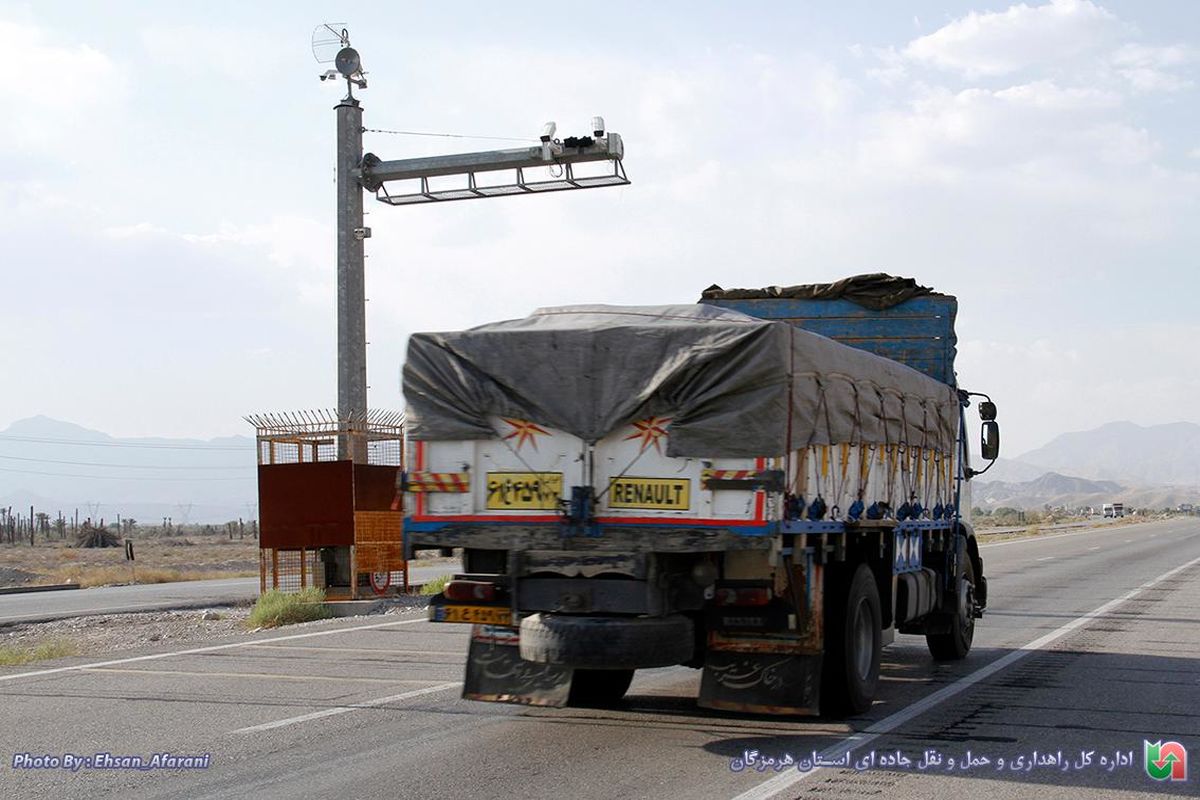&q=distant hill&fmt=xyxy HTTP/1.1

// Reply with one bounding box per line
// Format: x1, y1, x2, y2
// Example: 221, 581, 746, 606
1017, 421, 1200, 486
0, 416, 256, 524
976, 457, 1050, 484
973, 472, 1121, 510
973, 470, 1200, 511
